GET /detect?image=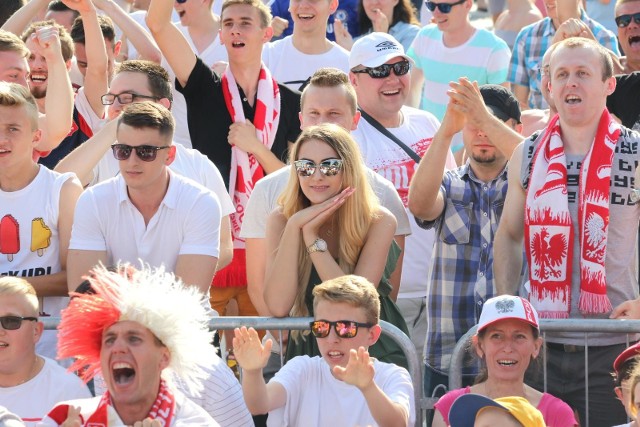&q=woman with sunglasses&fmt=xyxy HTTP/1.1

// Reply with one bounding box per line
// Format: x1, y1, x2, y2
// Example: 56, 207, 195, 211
334, 0, 420, 51
264, 124, 409, 368
432, 295, 577, 427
